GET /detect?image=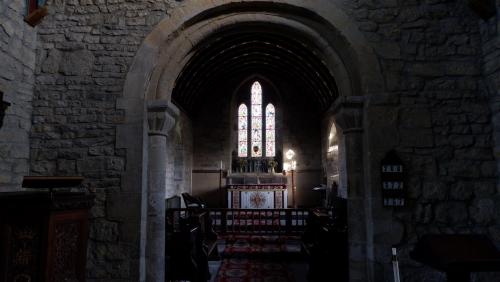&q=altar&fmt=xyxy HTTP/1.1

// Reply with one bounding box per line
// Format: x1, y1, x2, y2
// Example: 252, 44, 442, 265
226, 174, 288, 209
